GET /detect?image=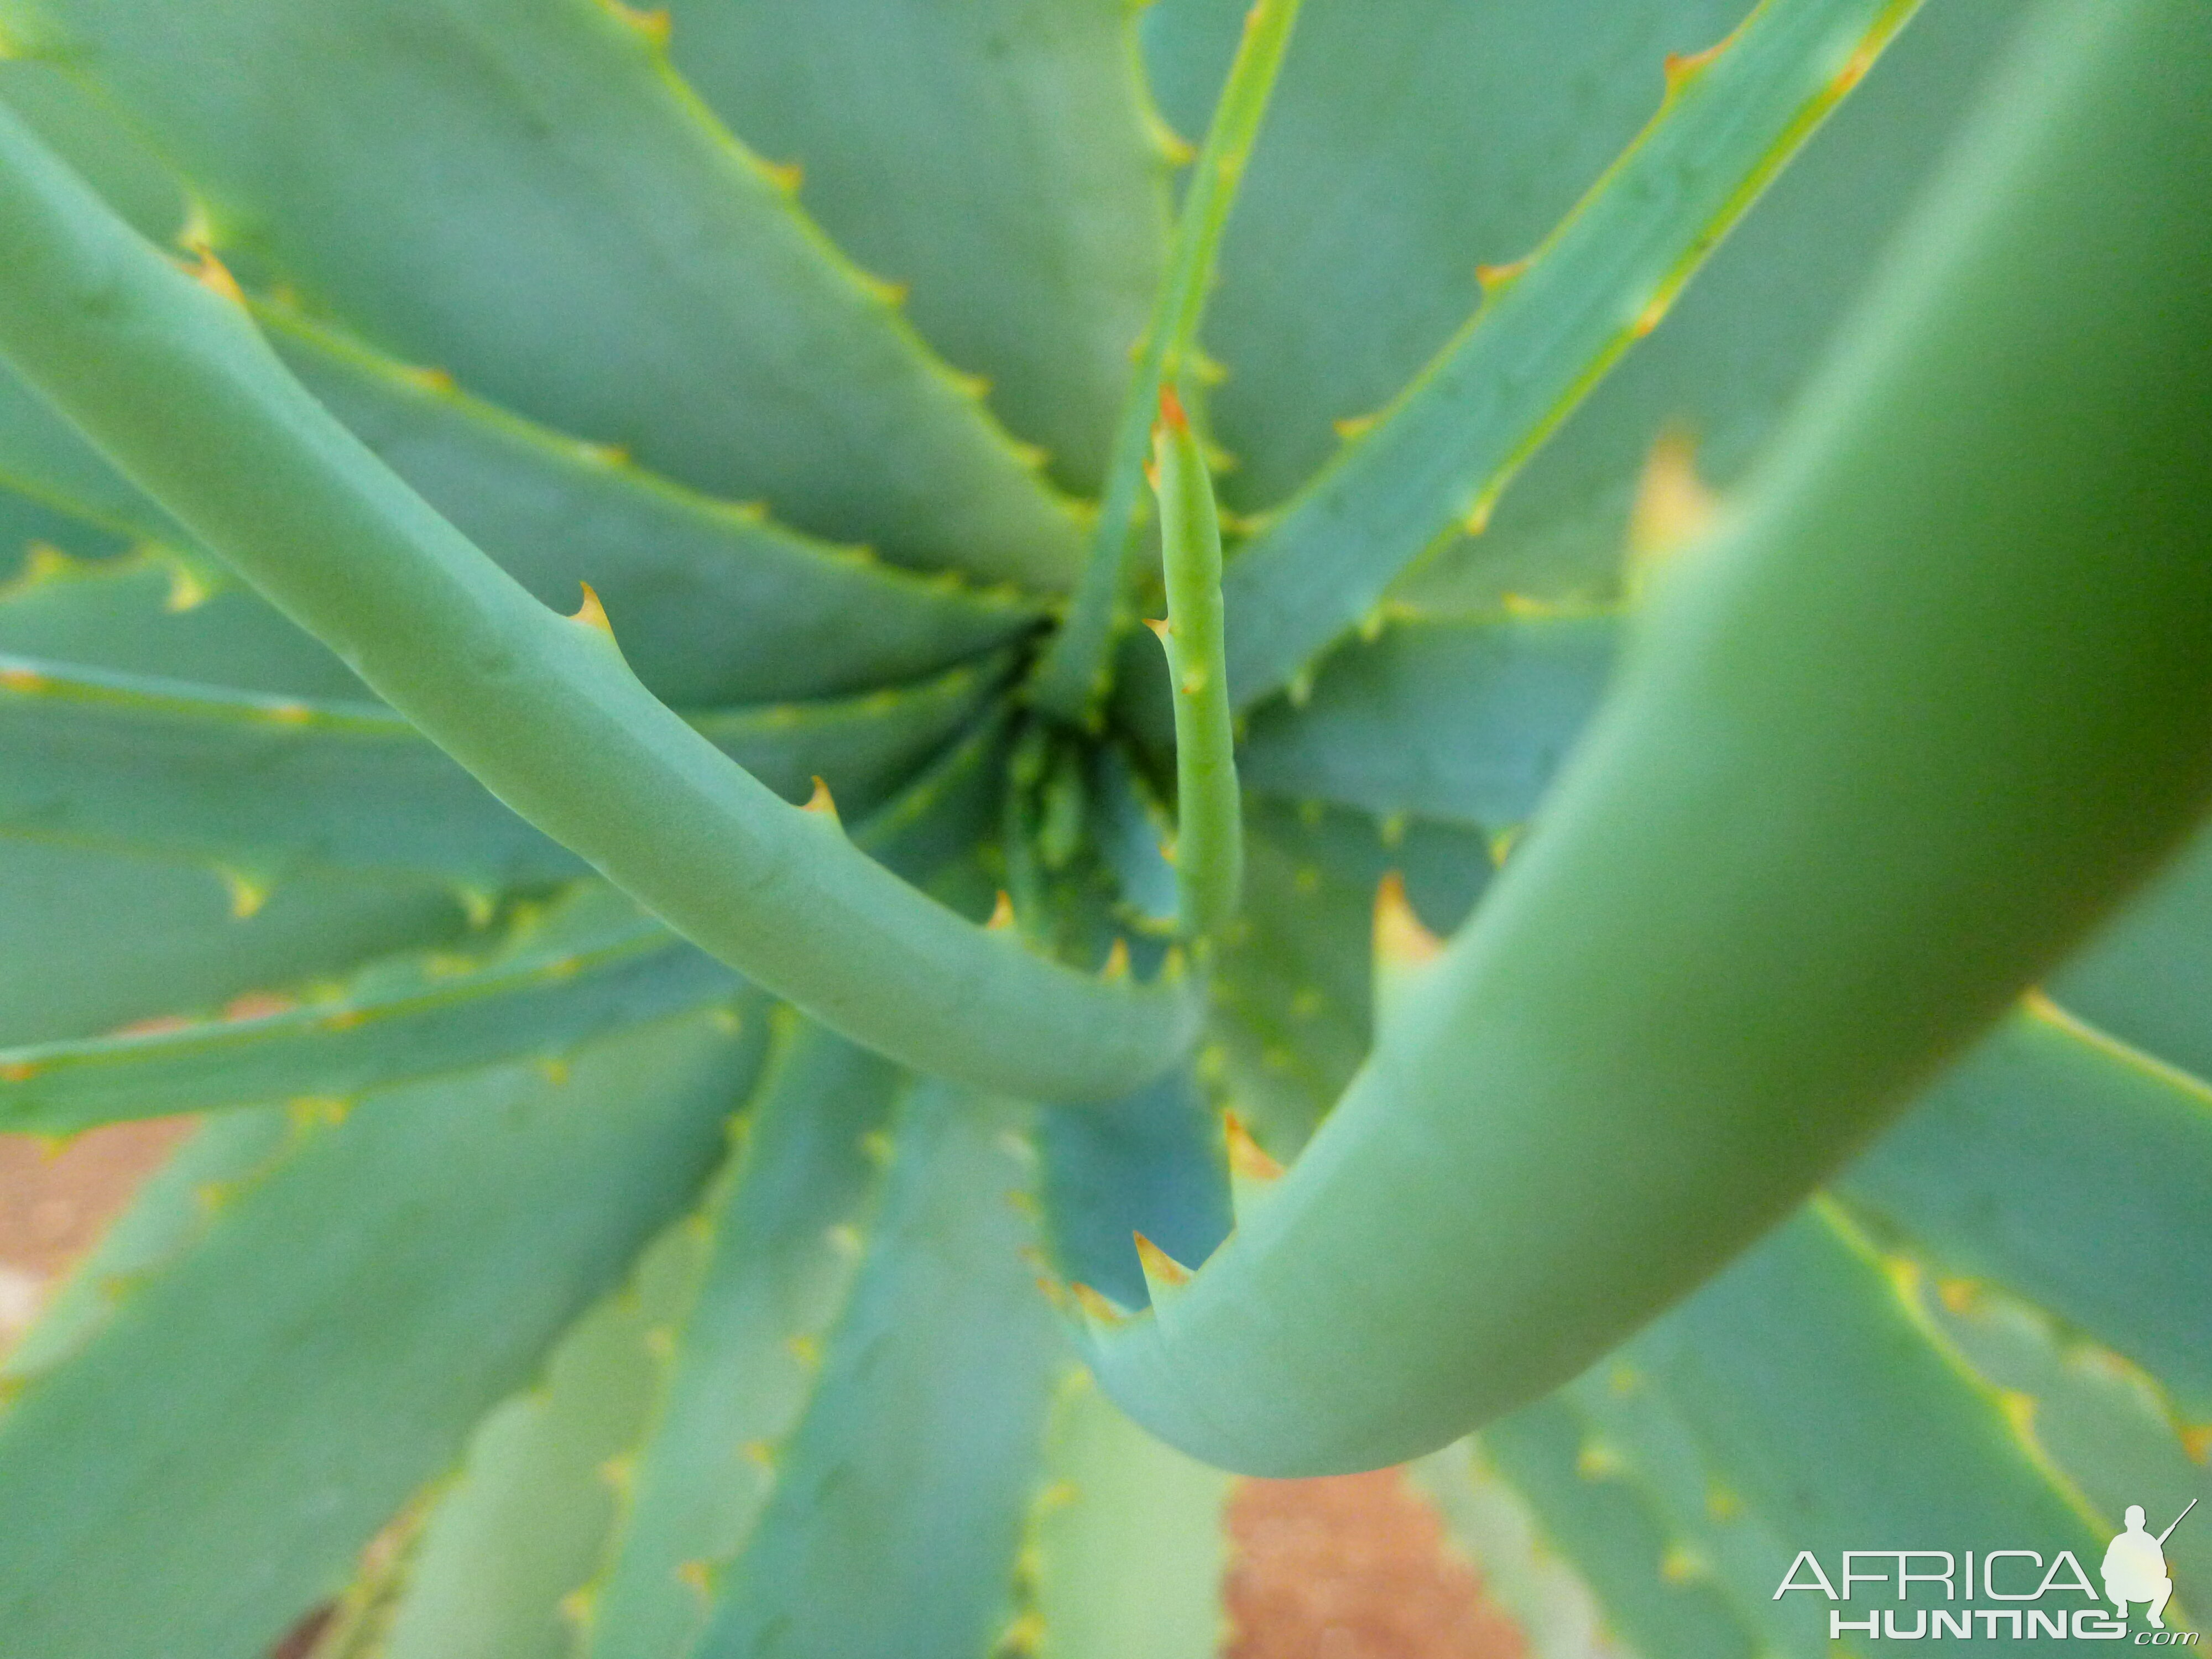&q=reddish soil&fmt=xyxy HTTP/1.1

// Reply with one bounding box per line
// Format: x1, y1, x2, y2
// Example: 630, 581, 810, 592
2, 1123, 1527, 1659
